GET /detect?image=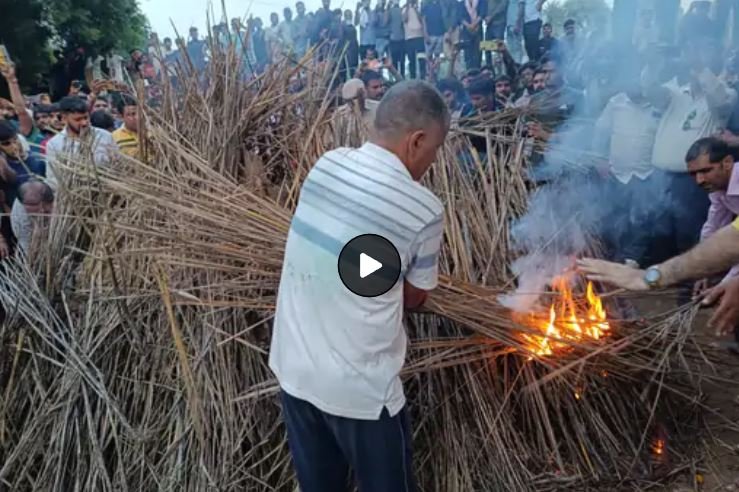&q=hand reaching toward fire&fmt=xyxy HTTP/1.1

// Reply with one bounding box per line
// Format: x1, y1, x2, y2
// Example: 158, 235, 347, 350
702, 277, 739, 337
577, 259, 649, 291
